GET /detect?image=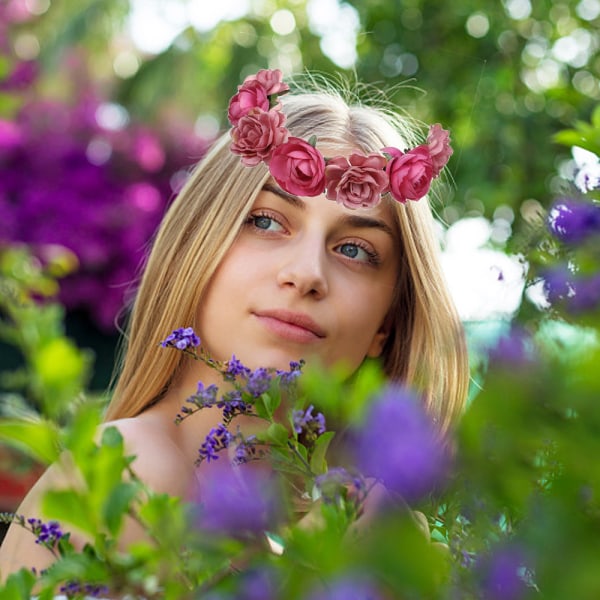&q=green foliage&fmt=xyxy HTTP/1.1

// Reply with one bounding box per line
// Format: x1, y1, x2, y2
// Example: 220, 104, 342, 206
0, 246, 93, 422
